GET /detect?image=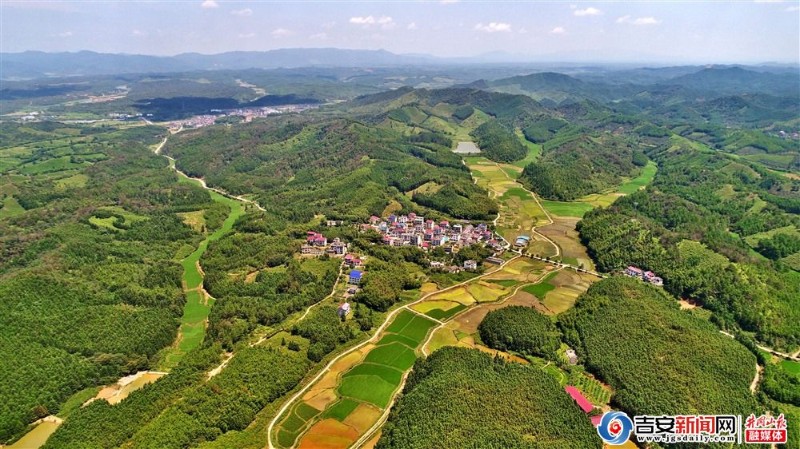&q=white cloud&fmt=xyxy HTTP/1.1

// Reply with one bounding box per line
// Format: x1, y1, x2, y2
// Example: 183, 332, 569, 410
58, 31, 73, 37
231, 8, 252, 16
350, 16, 376, 24
322, 21, 336, 30
551, 26, 566, 34
271, 28, 292, 37
237, 32, 256, 39
200, 0, 218, 9
474, 22, 512, 33
349, 15, 394, 29
617, 15, 661, 25
754, 0, 784, 3
309, 32, 328, 40
132, 29, 146, 37
574, 7, 602, 16
633, 16, 660, 25
518, 27, 528, 34
441, 0, 459, 4
787, 5, 800, 11
407, 22, 418, 30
